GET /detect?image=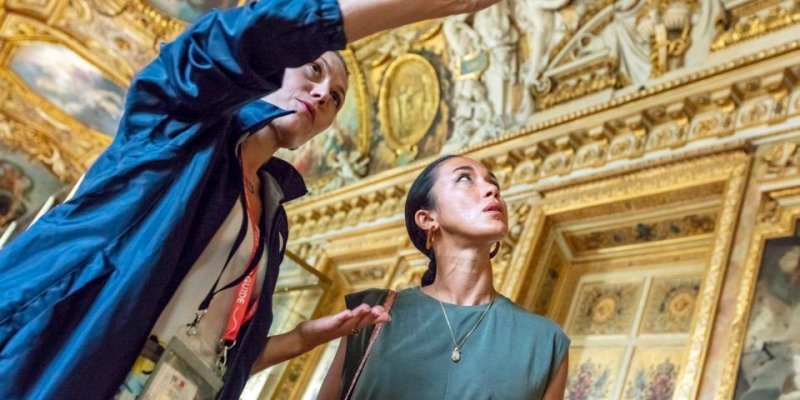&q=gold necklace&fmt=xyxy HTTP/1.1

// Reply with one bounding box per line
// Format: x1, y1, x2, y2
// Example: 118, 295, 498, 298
431, 285, 495, 363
